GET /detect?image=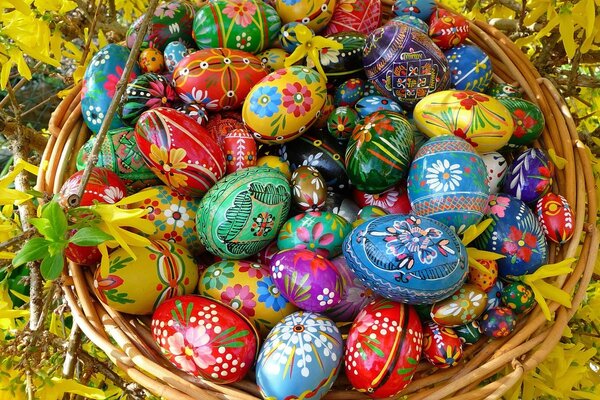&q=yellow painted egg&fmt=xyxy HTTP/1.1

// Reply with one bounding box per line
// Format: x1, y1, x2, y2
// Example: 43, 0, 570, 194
275, 0, 336, 33
139, 47, 165, 73
242, 66, 327, 144
257, 155, 292, 179
93, 240, 199, 315
413, 90, 514, 153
